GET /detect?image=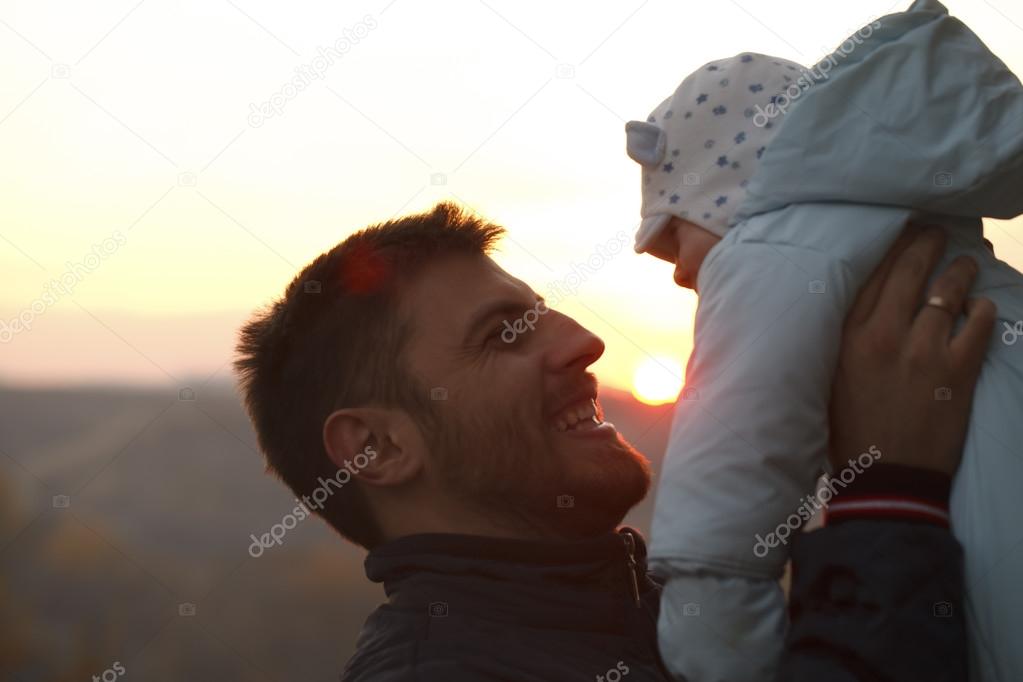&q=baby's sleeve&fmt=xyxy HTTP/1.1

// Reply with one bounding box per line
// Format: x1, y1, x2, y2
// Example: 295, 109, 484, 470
648, 204, 906, 680
649, 235, 854, 578
648, 200, 908, 576
657, 570, 787, 682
